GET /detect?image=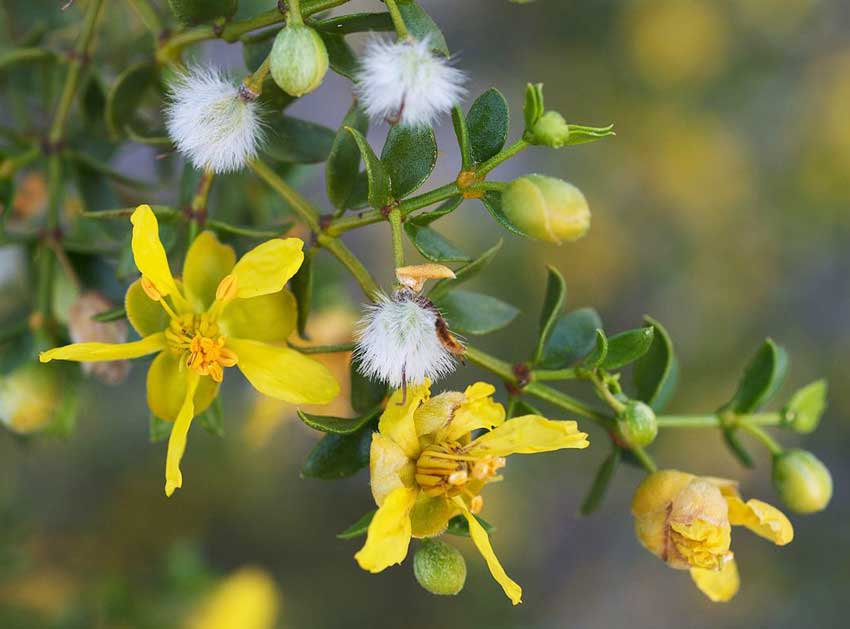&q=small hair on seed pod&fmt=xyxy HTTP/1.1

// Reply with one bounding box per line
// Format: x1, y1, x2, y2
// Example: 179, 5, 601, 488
355, 36, 466, 127
354, 289, 458, 389
164, 66, 264, 174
